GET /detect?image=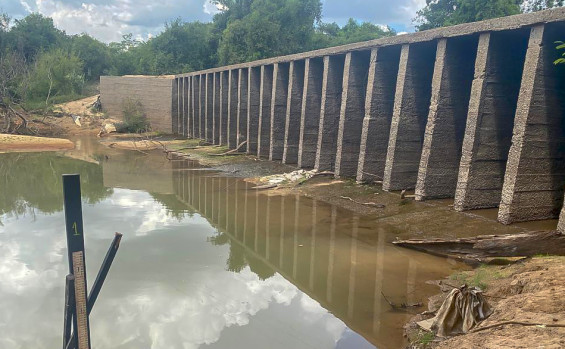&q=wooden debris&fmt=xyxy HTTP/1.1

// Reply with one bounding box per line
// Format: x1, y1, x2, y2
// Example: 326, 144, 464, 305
471, 321, 565, 333
310, 171, 334, 178
381, 291, 422, 311
340, 196, 386, 208
251, 183, 279, 190
393, 231, 565, 260
210, 141, 248, 156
